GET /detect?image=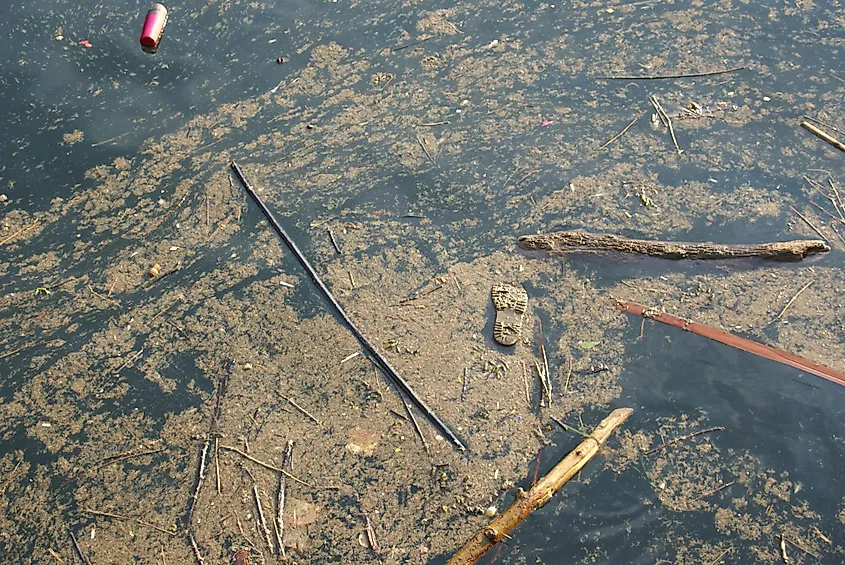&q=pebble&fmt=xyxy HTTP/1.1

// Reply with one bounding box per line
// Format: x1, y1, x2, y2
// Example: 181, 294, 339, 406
0, 194, 7, 202
484, 506, 498, 517
243, 363, 253, 371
